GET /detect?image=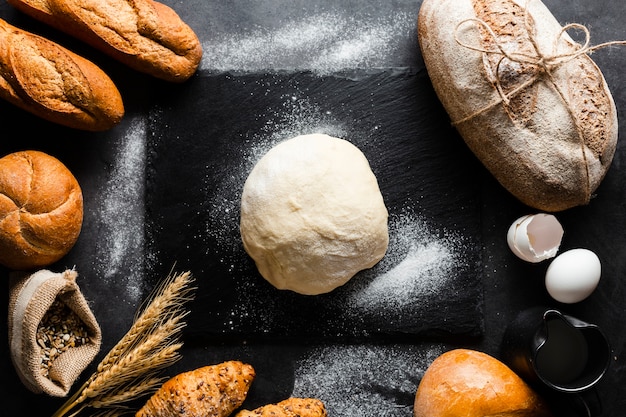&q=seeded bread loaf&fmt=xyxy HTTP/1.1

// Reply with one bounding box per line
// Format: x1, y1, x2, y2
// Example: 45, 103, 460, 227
136, 361, 255, 417
235, 398, 328, 417
7, 0, 203, 82
0, 18, 123, 131
418, 0, 618, 211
